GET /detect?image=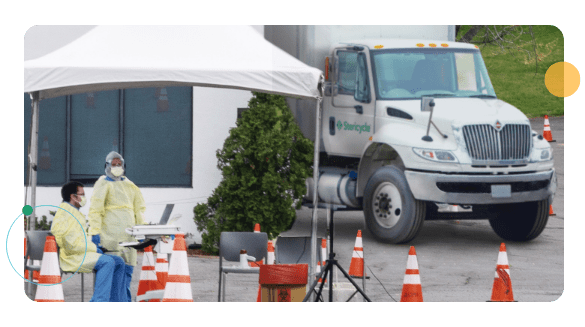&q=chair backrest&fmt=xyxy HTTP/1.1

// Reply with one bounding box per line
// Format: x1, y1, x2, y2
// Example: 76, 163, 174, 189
219, 232, 267, 263
25, 230, 52, 261
275, 236, 323, 265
